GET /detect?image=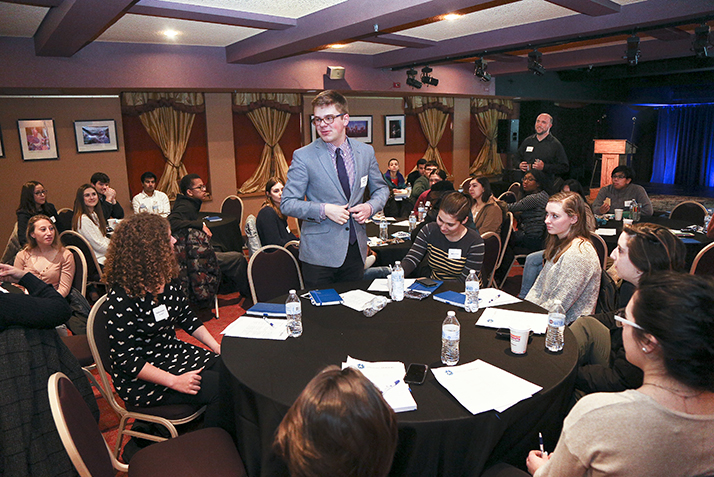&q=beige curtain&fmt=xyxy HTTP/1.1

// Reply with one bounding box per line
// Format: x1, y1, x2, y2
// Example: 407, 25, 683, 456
406, 97, 454, 174
470, 98, 514, 176
122, 92, 205, 200
233, 93, 301, 194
